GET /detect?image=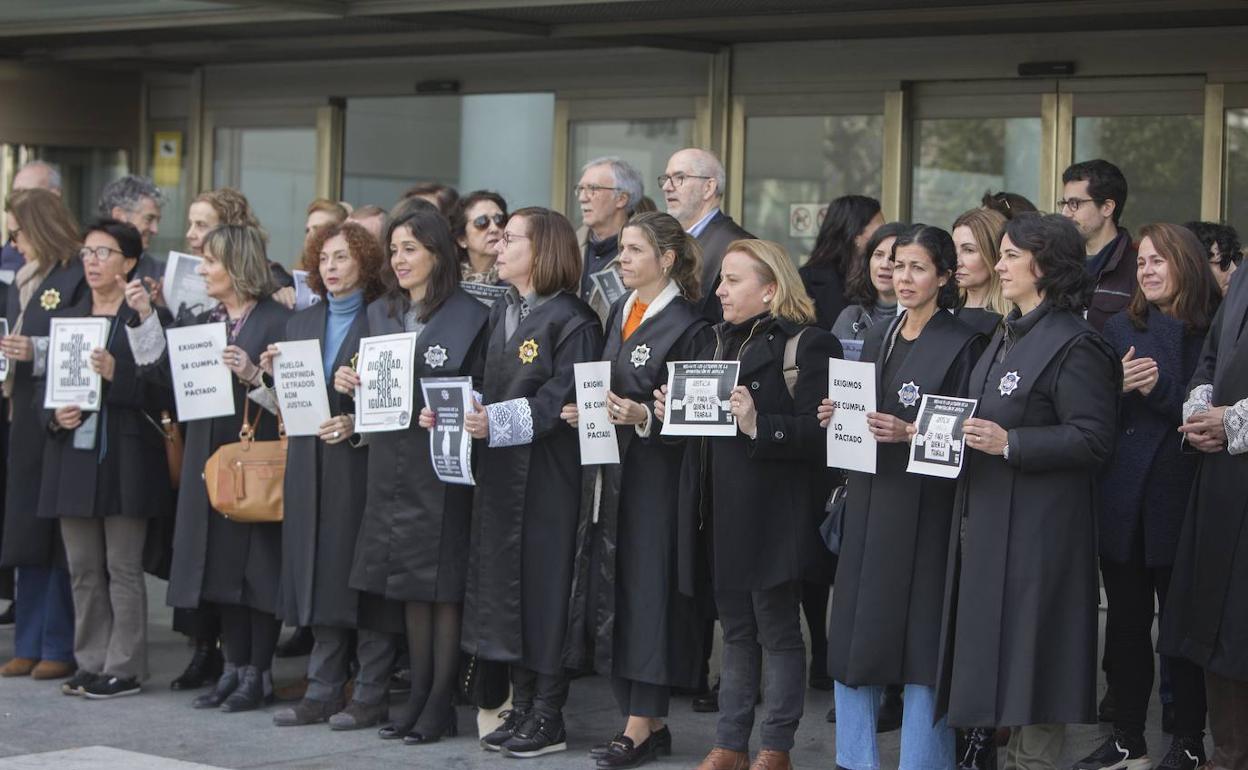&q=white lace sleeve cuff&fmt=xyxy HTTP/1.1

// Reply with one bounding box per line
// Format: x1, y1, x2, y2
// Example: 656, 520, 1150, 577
634, 403, 654, 438
486, 397, 534, 448
1182, 383, 1213, 423
247, 385, 279, 416
1225, 397, 1248, 455
127, 313, 167, 366
31, 336, 49, 377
